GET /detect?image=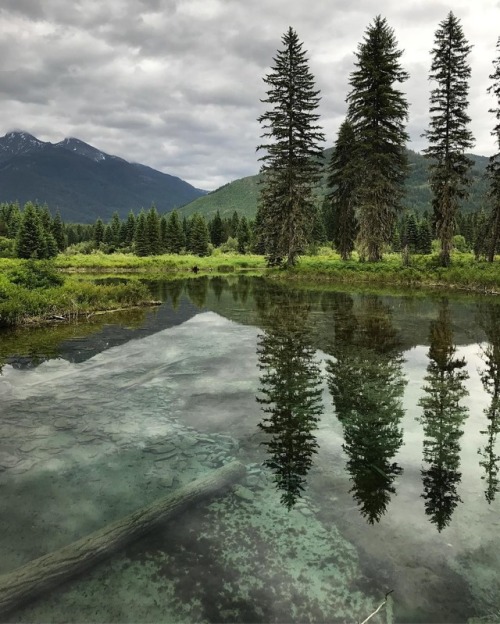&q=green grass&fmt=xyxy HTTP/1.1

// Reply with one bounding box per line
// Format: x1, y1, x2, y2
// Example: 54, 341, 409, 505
274, 252, 500, 293
0, 262, 157, 327
53, 251, 267, 272
2, 250, 500, 328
